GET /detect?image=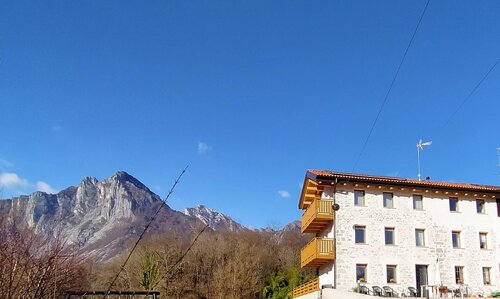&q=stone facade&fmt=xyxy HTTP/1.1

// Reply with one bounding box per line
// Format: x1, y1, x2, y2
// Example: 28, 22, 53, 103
316, 184, 500, 295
